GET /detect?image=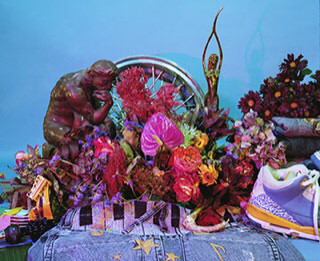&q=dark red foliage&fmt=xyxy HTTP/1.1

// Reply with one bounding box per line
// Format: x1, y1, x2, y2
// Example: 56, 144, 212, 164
103, 143, 127, 198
